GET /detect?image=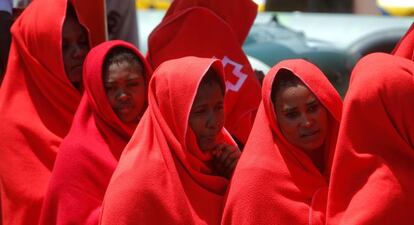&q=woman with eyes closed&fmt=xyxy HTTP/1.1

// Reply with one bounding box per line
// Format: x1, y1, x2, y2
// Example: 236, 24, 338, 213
221, 59, 342, 225
39, 40, 152, 225
100, 57, 241, 225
